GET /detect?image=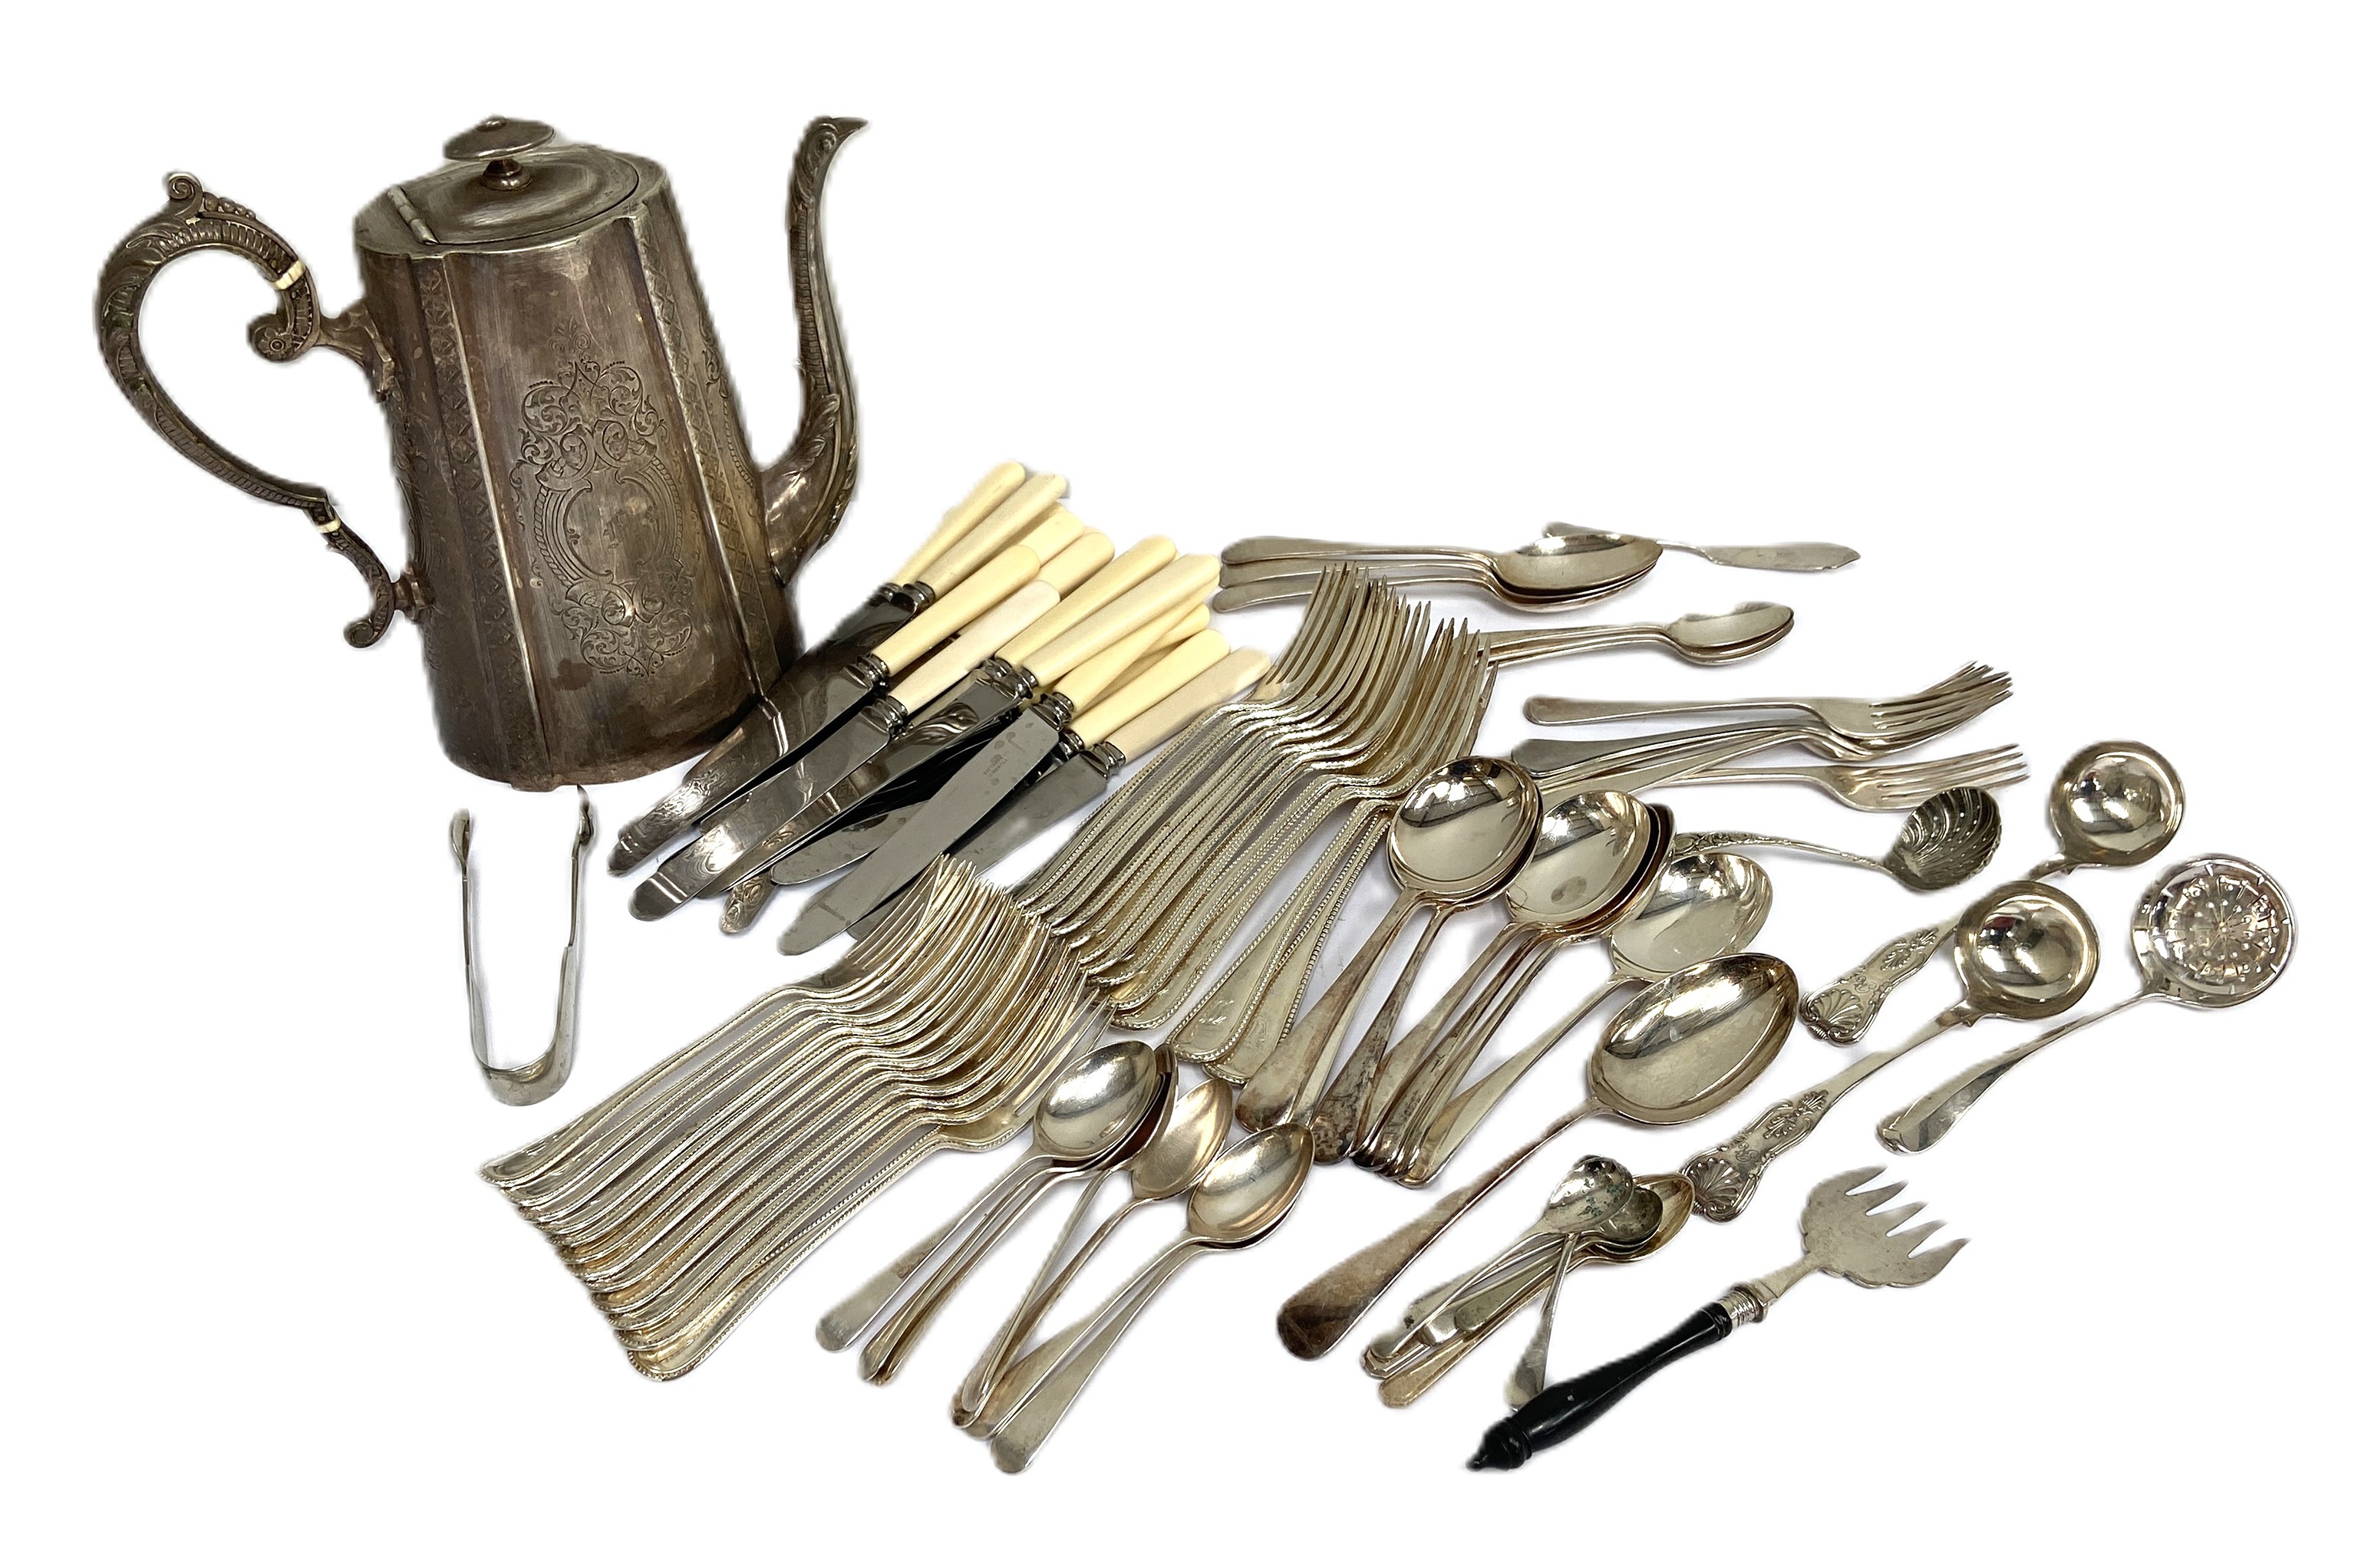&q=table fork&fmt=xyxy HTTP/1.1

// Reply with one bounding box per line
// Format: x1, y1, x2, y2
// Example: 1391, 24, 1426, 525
1655, 745, 2030, 810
